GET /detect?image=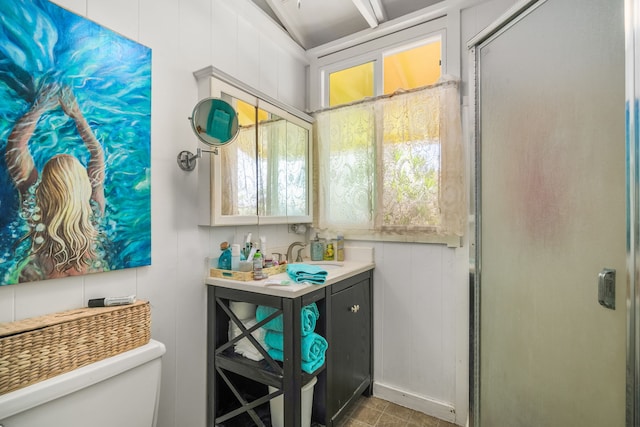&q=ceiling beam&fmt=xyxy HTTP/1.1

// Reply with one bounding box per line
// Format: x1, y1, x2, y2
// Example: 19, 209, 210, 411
369, 0, 387, 23
351, 0, 379, 28
262, 0, 308, 47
